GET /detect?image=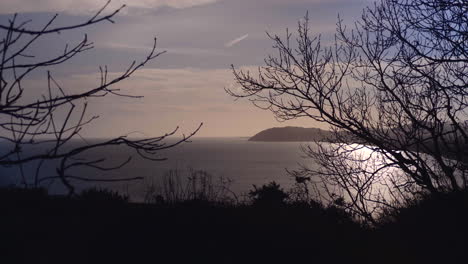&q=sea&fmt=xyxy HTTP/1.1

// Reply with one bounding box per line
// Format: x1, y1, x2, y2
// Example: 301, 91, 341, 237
0, 137, 315, 201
